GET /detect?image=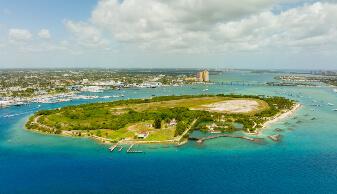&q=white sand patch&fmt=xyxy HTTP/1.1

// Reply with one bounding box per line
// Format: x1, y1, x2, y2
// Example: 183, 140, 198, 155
200, 100, 260, 113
